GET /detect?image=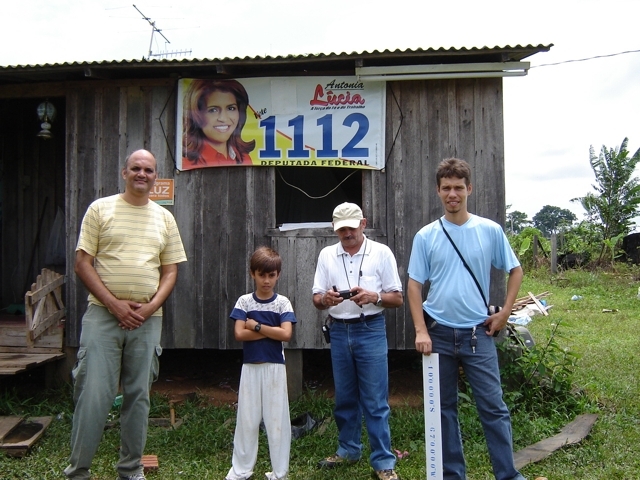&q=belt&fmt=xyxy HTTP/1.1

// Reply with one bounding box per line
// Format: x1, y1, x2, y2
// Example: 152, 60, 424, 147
330, 313, 382, 324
